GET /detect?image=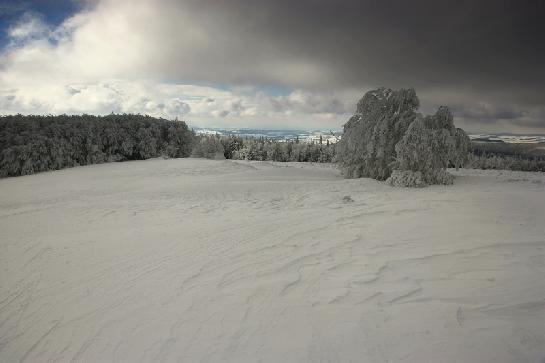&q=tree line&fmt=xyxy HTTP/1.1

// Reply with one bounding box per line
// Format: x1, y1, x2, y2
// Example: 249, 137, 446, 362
193, 134, 545, 173
467, 141, 545, 172
1, 113, 543, 178
0, 114, 194, 177
192, 134, 336, 163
